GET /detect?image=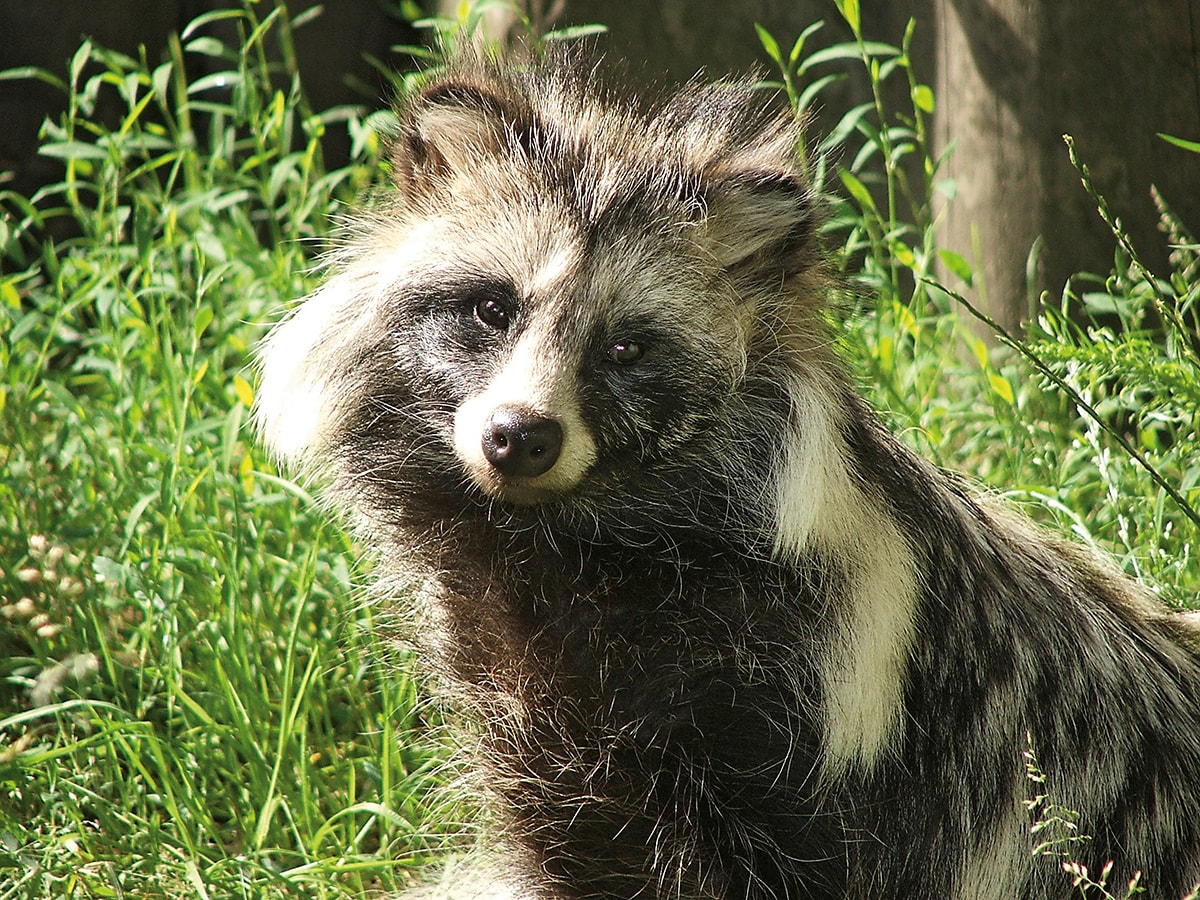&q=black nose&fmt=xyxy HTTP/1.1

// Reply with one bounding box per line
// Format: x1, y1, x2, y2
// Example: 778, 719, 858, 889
482, 406, 563, 478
